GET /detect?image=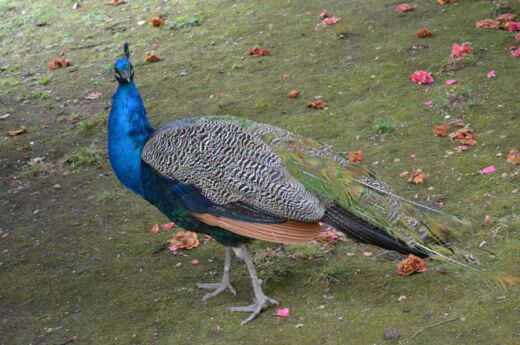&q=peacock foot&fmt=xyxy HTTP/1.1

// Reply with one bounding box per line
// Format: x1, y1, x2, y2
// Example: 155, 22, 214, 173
228, 295, 279, 325
196, 281, 236, 302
